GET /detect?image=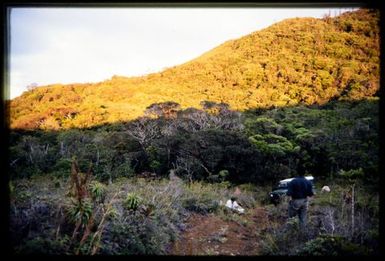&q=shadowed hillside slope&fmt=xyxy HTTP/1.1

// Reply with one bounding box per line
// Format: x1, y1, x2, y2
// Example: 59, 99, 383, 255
9, 8, 379, 130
